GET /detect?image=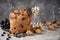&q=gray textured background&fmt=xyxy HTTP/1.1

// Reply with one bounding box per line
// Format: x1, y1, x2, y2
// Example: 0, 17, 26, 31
0, 0, 60, 22
0, 0, 60, 40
